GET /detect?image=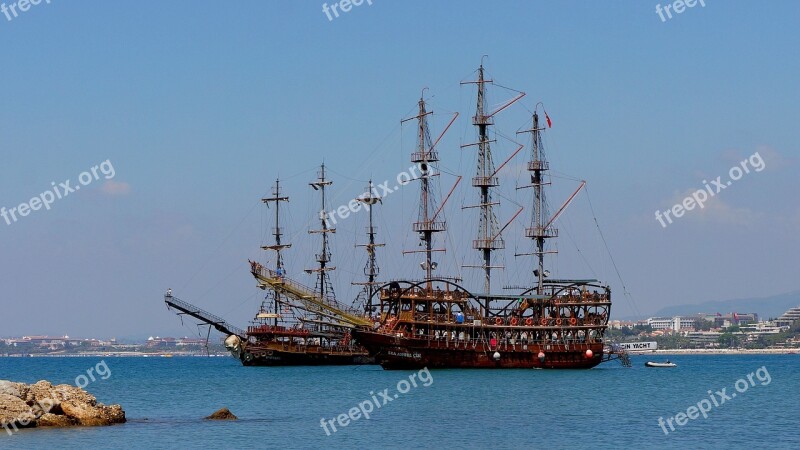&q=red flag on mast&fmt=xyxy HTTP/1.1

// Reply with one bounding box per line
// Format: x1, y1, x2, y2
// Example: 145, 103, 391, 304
544, 111, 552, 128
